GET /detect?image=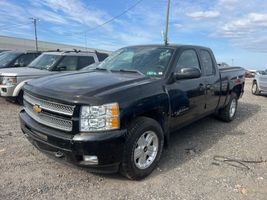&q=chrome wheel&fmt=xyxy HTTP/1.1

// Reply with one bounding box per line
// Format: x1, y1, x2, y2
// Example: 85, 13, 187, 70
134, 131, 159, 170
229, 98, 237, 118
